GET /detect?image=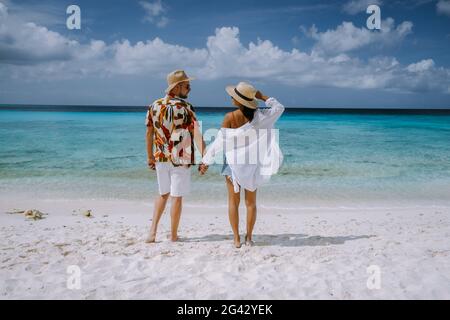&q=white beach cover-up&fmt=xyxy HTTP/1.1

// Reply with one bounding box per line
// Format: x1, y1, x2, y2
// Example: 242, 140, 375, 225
202, 97, 285, 193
